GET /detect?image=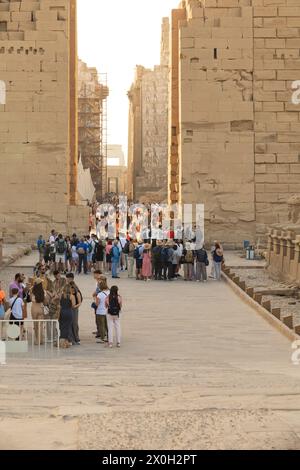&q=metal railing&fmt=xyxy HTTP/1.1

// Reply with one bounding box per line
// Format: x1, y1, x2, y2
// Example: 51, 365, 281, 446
0, 319, 60, 351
